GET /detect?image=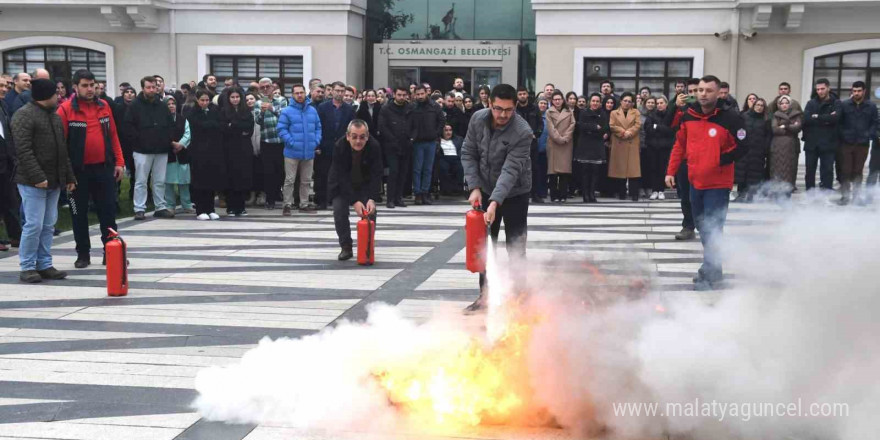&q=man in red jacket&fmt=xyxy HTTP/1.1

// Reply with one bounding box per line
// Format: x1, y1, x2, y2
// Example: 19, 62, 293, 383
665, 75, 747, 291
57, 69, 125, 268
